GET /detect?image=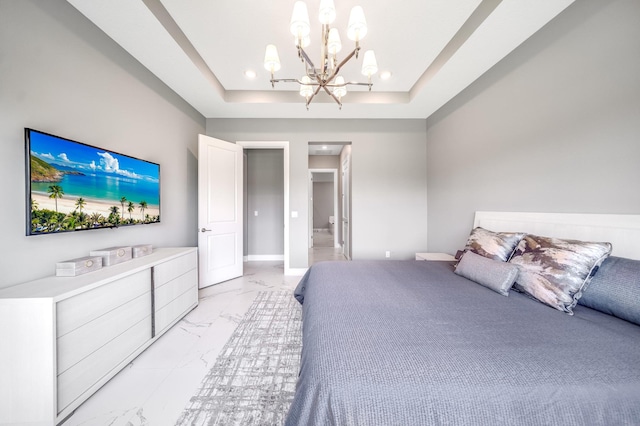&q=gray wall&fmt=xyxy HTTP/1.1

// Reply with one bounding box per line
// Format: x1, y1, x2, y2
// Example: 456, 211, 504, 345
246, 149, 284, 256
0, 0, 205, 288
313, 182, 334, 229
309, 155, 341, 169
206, 119, 428, 267
426, 0, 640, 255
